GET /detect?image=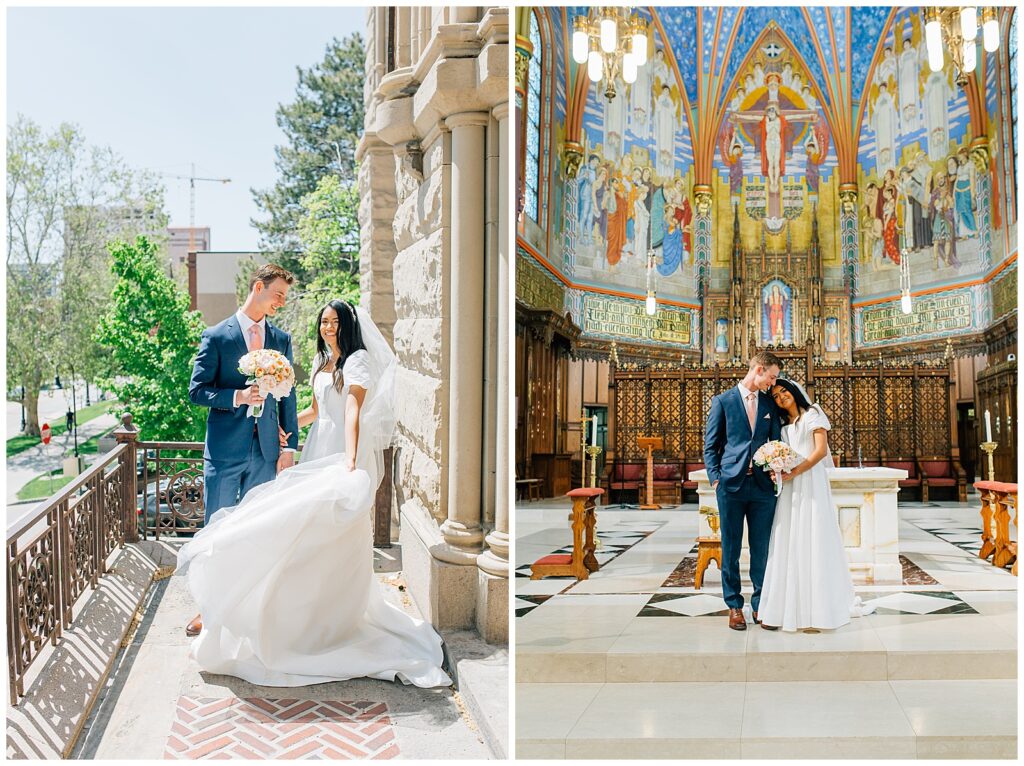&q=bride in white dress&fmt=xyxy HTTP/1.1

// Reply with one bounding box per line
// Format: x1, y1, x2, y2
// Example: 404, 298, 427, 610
757, 378, 875, 632
176, 300, 450, 688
